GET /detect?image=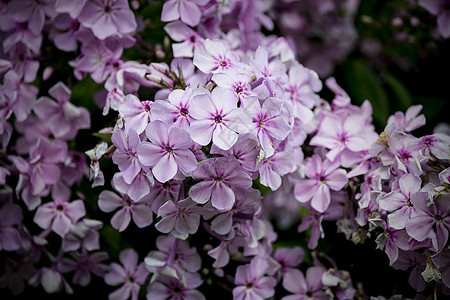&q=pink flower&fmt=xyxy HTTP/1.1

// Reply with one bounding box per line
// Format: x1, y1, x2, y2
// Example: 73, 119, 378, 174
246, 97, 292, 157
310, 113, 370, 162
189, 87, 252, 150
111, 128, 142, 184
193, 39, 243, 74
118, 94, 152, 135
155, 197, 202, 238
189, 157, 253, 211
33, 199, 86, 237
294, 155, 348, 213
105, 249, 149, 300
137, 120, 198, 183
161, 0, 209, 27
98, 190, 153, 232
78, 0, 137, 40
282, 267, 328, 300
233, 257, 276, 300
378, 174, 422, 230
164, 21, 205, 58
